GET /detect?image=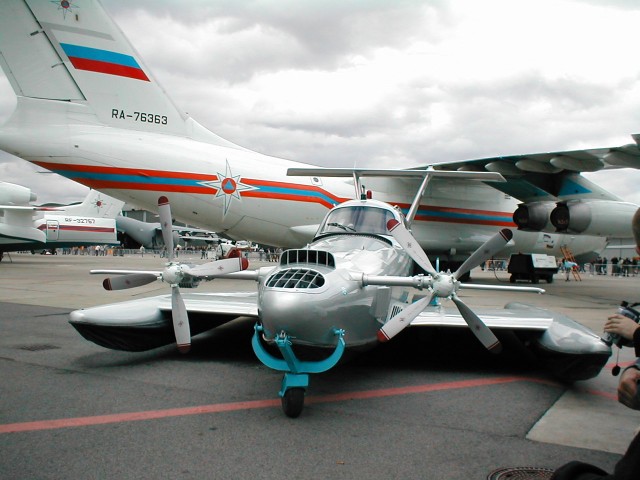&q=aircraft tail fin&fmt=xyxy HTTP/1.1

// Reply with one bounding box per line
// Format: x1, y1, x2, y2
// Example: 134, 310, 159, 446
57, 190, 124, 219
0, 0, 216, 140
